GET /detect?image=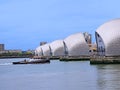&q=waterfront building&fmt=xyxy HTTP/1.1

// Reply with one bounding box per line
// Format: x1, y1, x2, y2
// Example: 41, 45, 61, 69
0, 50, 9, 54
40, 42, 47, 46
64, 33, 90, 56
8, 49, 22, 53
26, 49, 35, 54
96, 18, 120, 56
0, 44, 4, 51
49, 40, 65, 56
